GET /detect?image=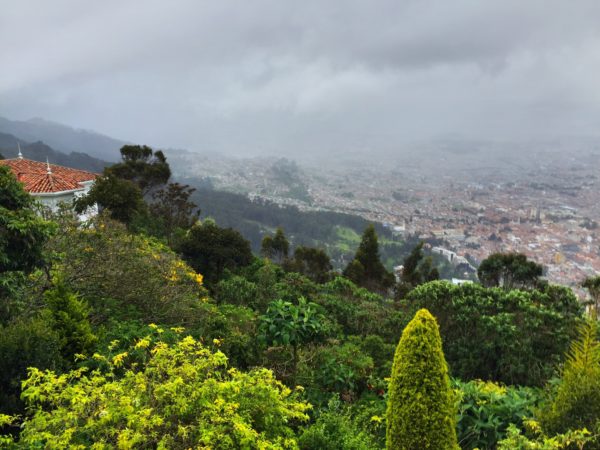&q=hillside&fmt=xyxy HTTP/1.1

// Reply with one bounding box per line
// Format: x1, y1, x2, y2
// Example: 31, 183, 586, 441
0, 116, 125, 161
0, 132, 109, 173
